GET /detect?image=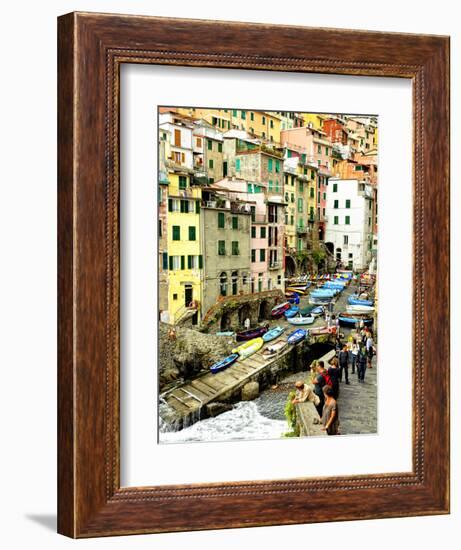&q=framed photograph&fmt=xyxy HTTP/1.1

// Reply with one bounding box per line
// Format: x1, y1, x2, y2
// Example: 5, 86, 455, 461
58, 12, 450, 537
